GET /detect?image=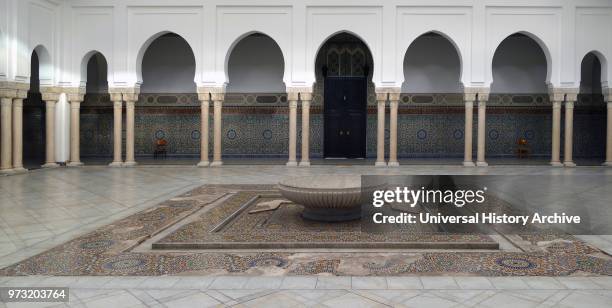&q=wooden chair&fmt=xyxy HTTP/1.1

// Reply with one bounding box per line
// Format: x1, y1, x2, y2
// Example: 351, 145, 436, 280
154, 139, 168, 159
516, 138, 530, 159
